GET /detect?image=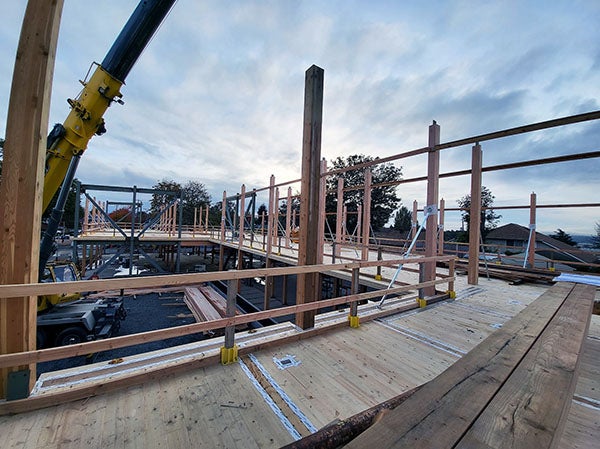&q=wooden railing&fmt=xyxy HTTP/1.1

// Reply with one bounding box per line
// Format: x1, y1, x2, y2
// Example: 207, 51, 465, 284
0, 255, 456, 371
